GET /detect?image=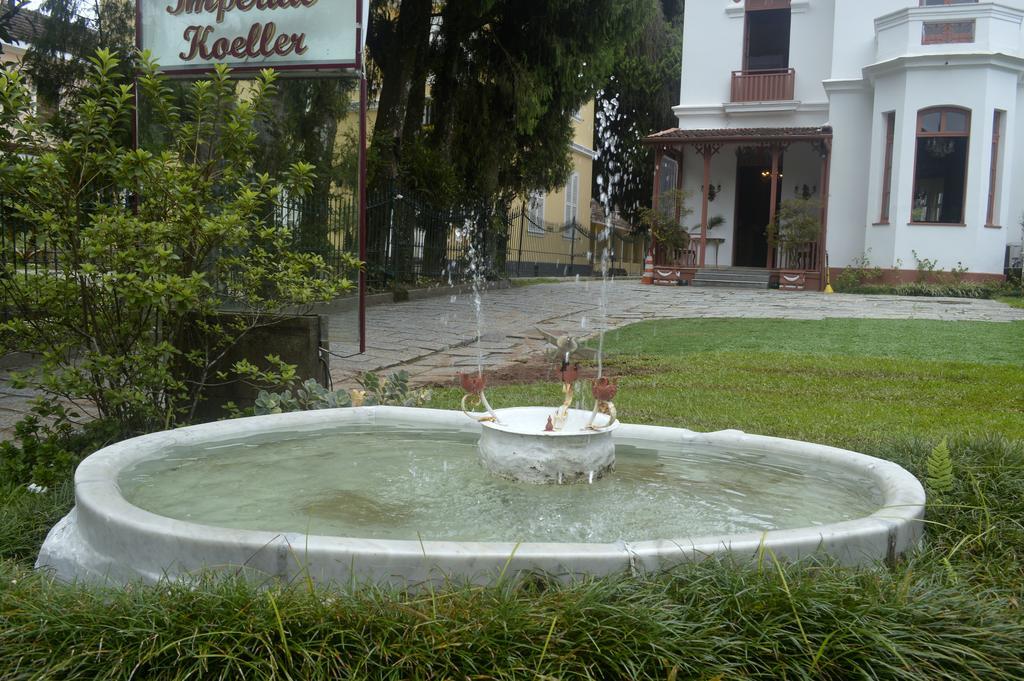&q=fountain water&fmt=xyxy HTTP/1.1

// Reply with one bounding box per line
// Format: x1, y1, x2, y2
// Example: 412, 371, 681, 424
462, 85, 627, 487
